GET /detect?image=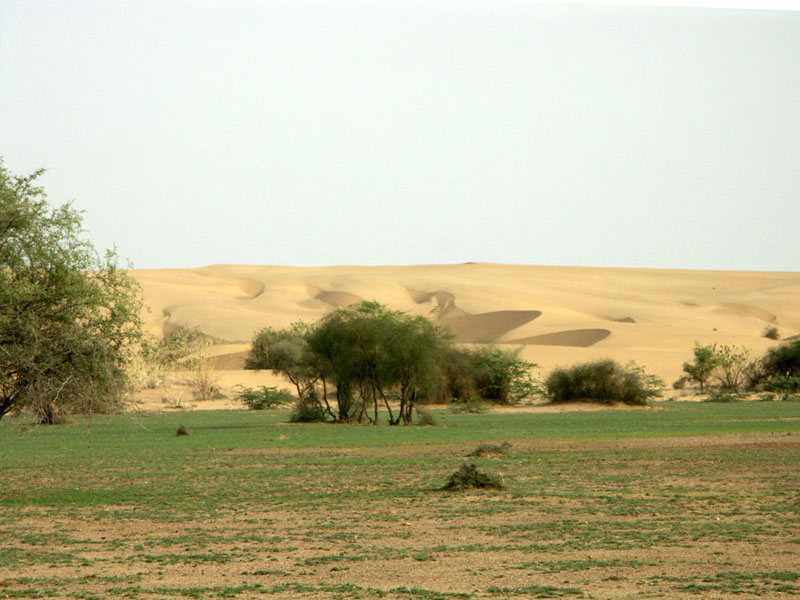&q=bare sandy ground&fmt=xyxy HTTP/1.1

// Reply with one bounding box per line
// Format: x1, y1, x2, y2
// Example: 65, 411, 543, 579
130, 263, 800, 409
